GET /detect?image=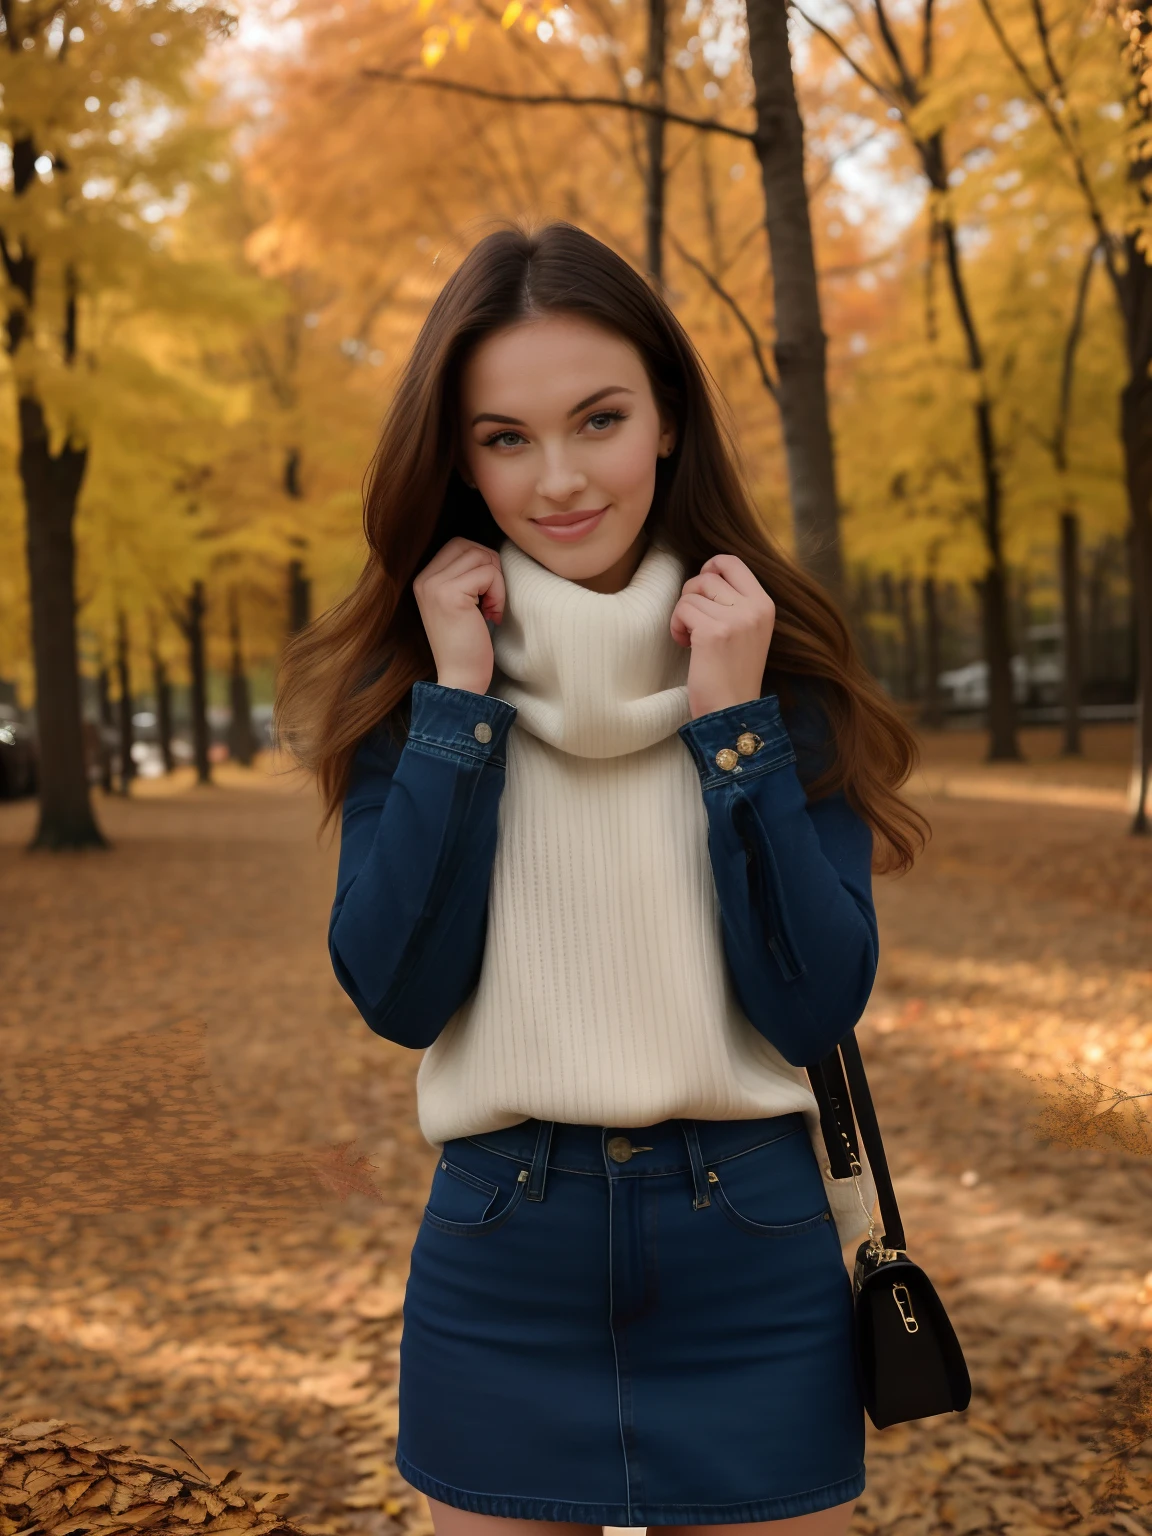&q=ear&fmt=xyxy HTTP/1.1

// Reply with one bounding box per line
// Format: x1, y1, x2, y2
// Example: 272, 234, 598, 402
657, 420, 676, 459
